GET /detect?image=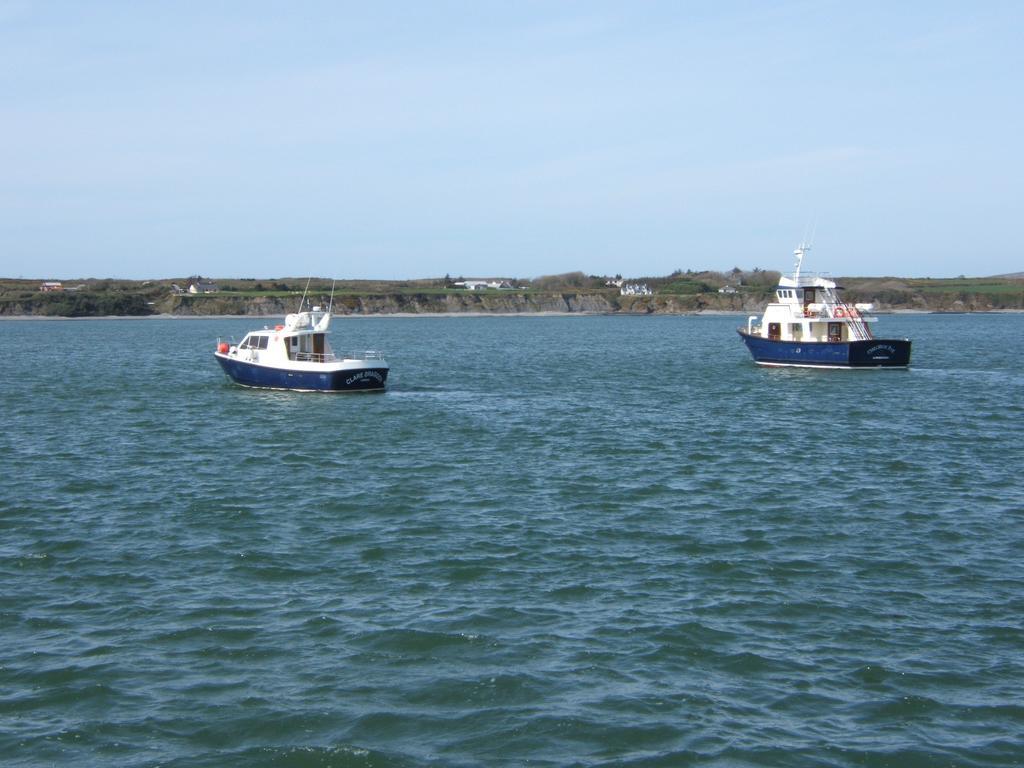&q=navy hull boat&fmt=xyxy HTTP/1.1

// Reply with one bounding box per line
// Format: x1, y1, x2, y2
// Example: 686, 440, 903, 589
215, 302, 388, 392
738, 244, 911, 369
